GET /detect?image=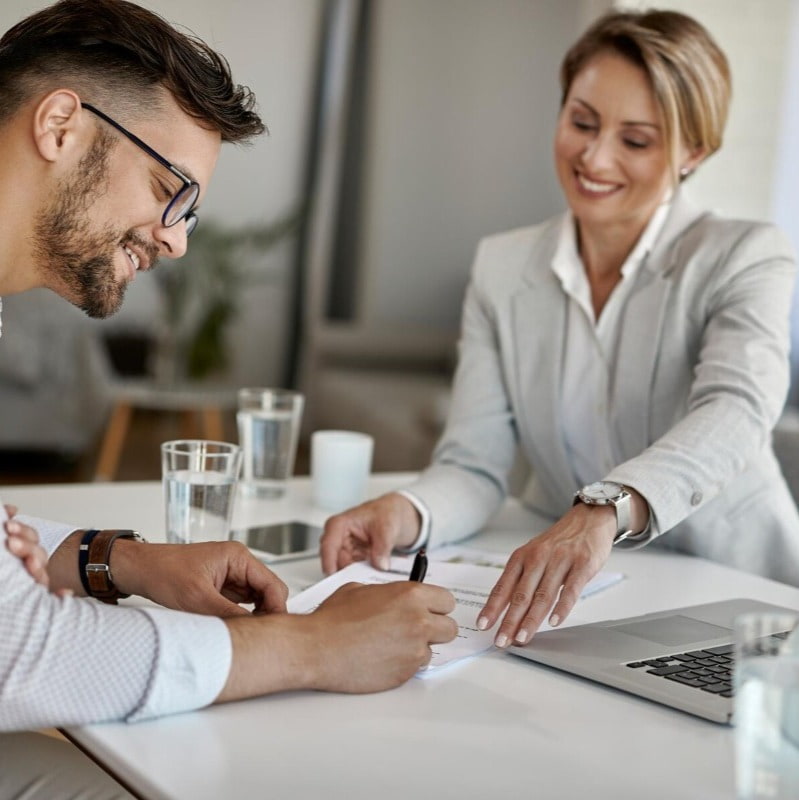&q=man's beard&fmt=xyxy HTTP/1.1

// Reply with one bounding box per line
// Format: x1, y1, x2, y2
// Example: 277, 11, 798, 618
33, 132, 154, 319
